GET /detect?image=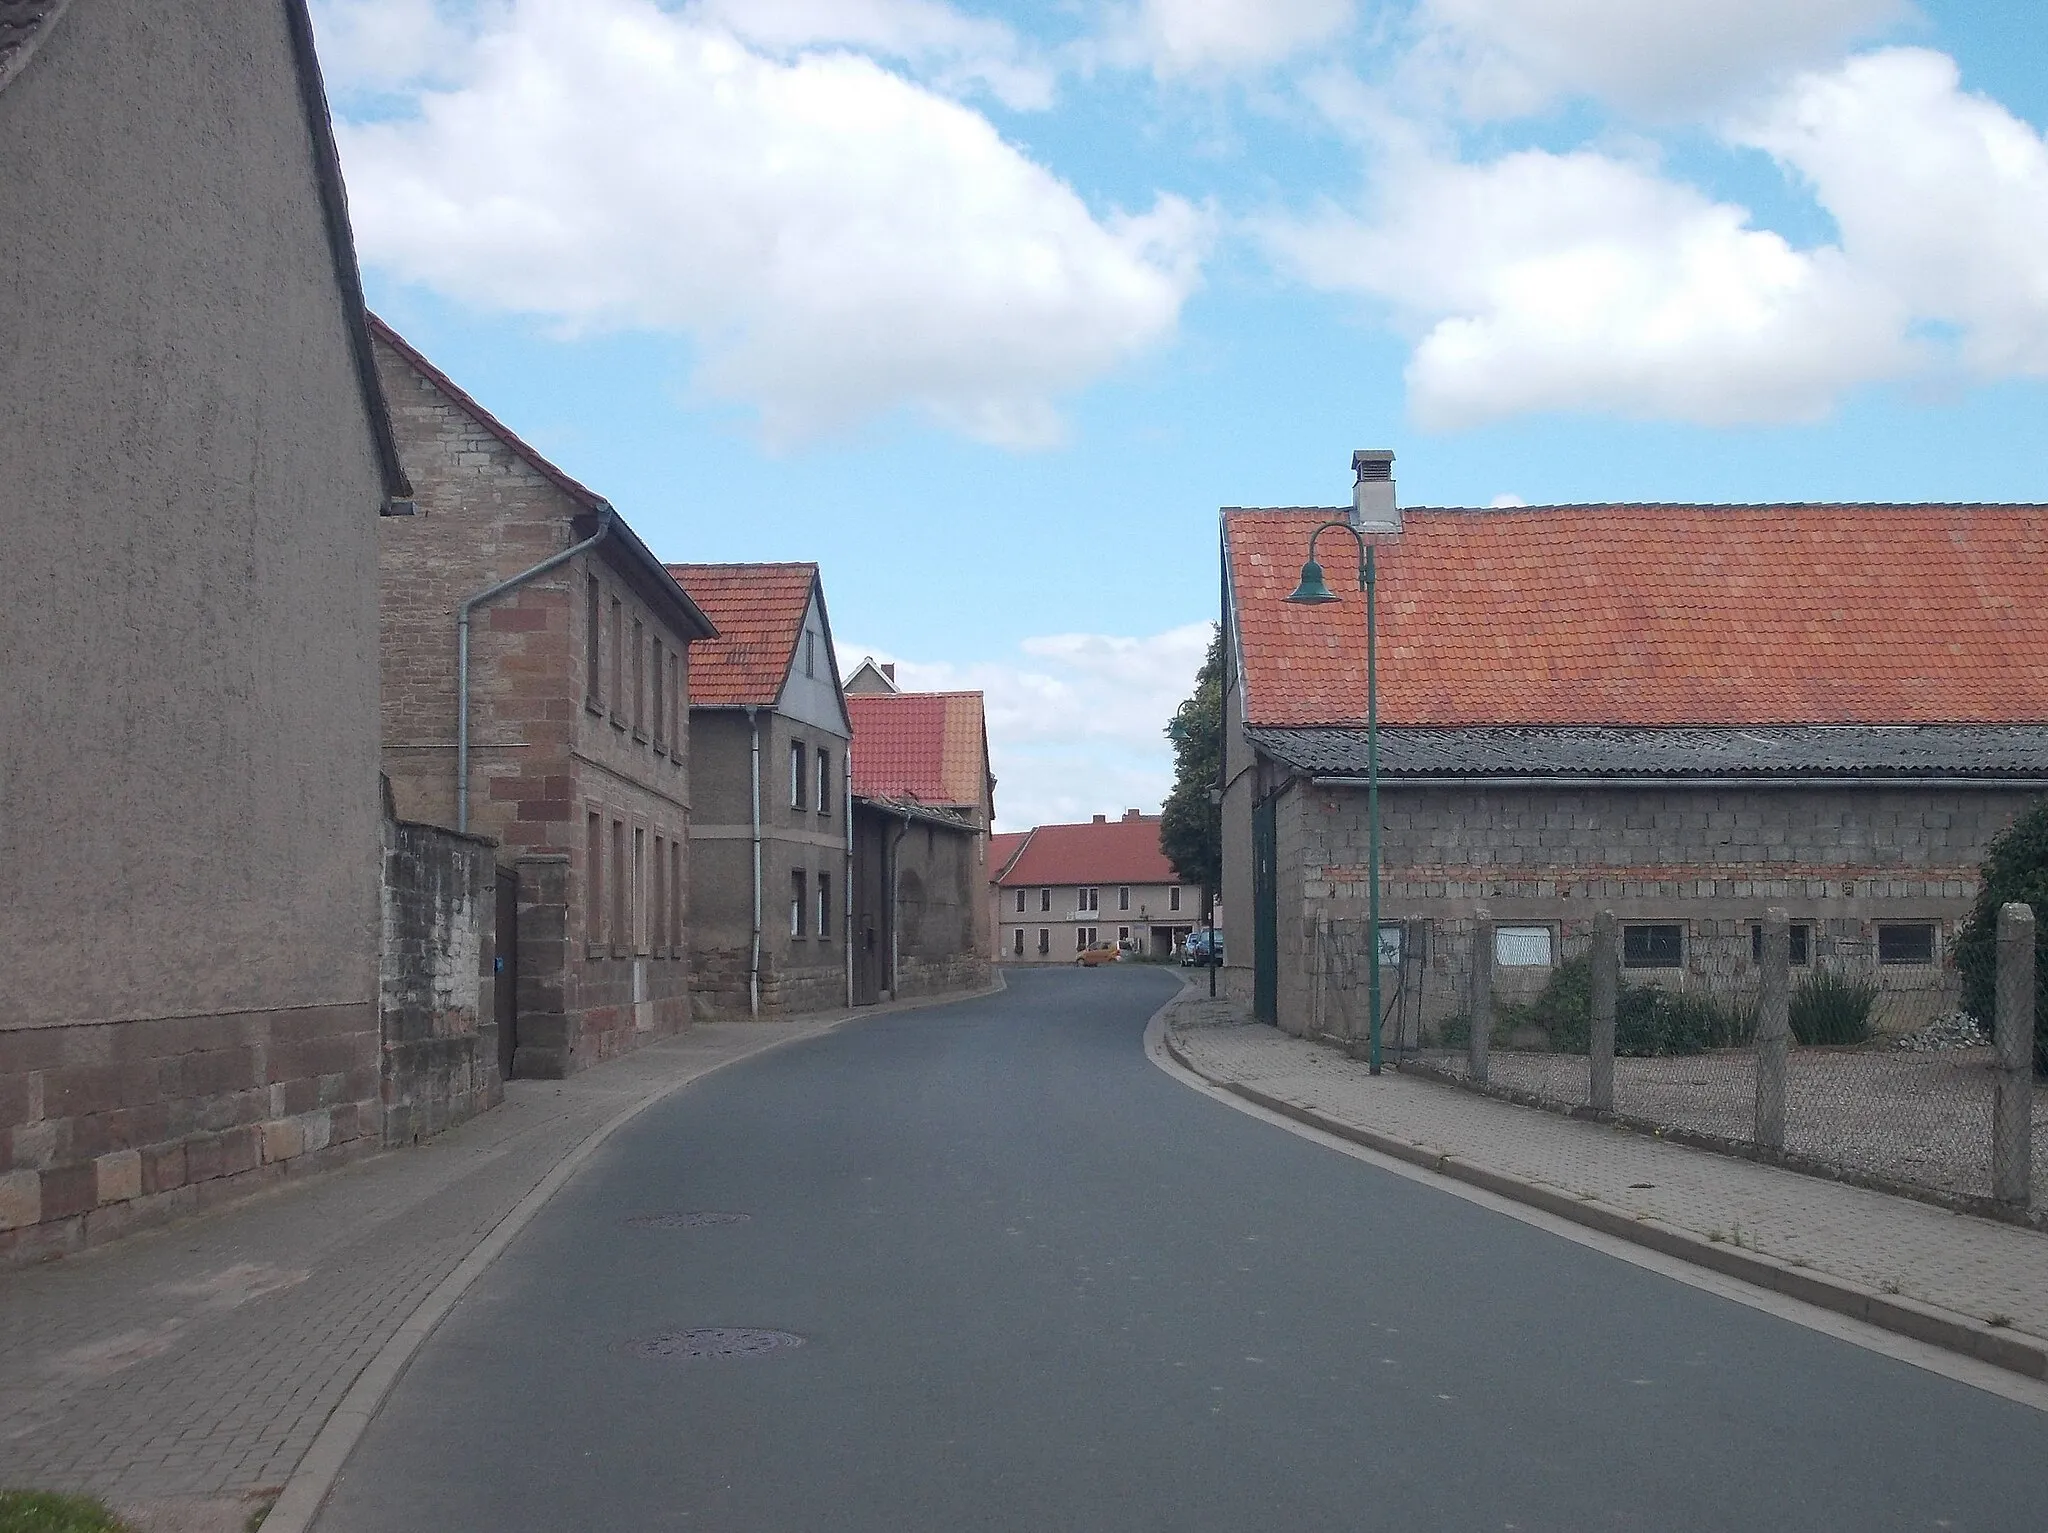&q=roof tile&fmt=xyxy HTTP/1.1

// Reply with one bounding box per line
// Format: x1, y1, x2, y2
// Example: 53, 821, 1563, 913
848, 691, 988, 807
996, 816, 1177, 888
669, 563, 817, 707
